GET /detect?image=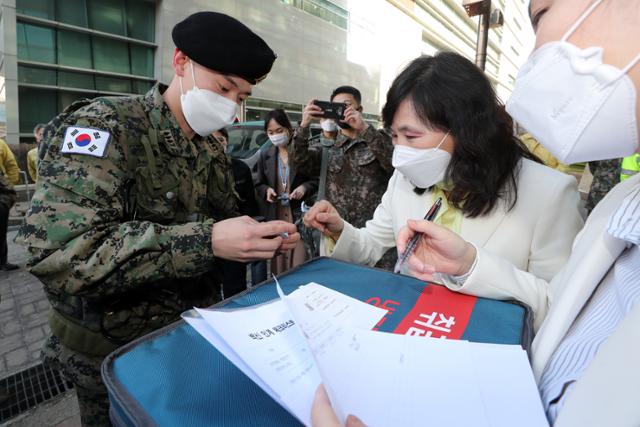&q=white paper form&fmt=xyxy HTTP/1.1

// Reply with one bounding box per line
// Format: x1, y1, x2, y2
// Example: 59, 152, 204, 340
470, 343, 549, 427
194, 283, 387, 426
279, 284, 546, 427
279, 305, 490, 427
